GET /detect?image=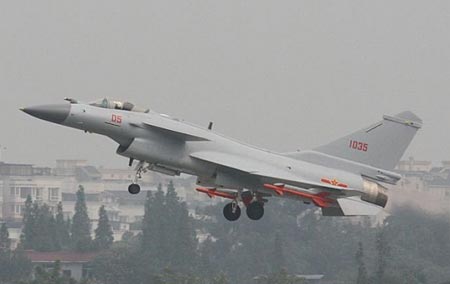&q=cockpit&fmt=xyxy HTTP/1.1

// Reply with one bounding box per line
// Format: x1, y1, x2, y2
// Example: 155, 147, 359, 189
89, 98, 150, 113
